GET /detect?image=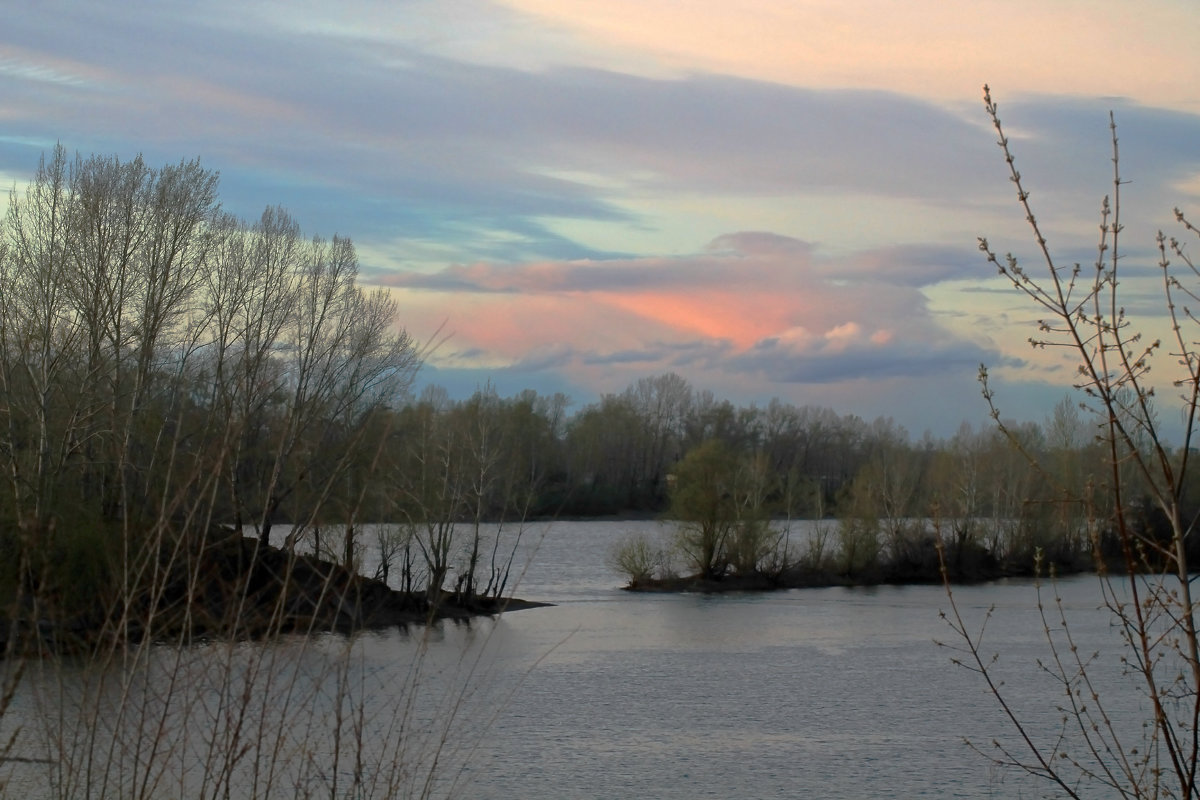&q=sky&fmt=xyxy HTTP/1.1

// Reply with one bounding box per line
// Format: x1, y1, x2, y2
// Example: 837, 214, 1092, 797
5, 0, 1200, 439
